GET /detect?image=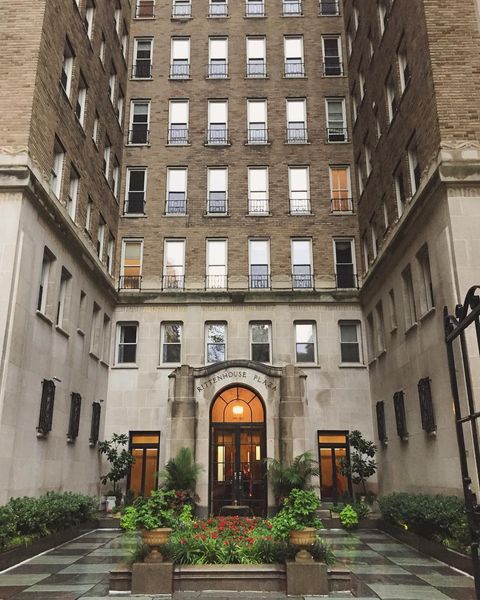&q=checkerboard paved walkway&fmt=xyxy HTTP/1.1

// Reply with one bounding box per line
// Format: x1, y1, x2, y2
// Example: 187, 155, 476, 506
0, 528, 475, 599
